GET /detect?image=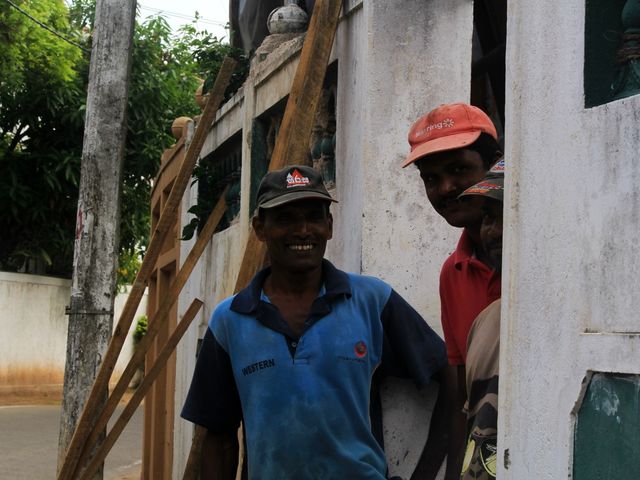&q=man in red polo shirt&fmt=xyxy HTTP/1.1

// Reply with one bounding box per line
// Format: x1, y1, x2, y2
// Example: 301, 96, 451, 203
402, 103, 502, 476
